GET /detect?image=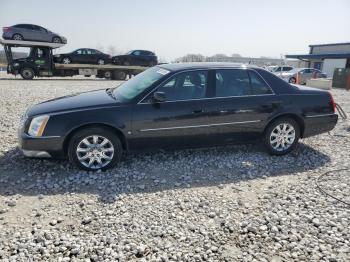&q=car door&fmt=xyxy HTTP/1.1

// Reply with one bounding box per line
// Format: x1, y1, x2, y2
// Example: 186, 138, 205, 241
131, 50, 142, 65
18, 24, 34, 40
300, 69, 312, 84
85, 49, 95, 64
30, 25, 47, 42
203, 69, 278, 144
73, 49, 86, 63
129, 70, 212, 150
